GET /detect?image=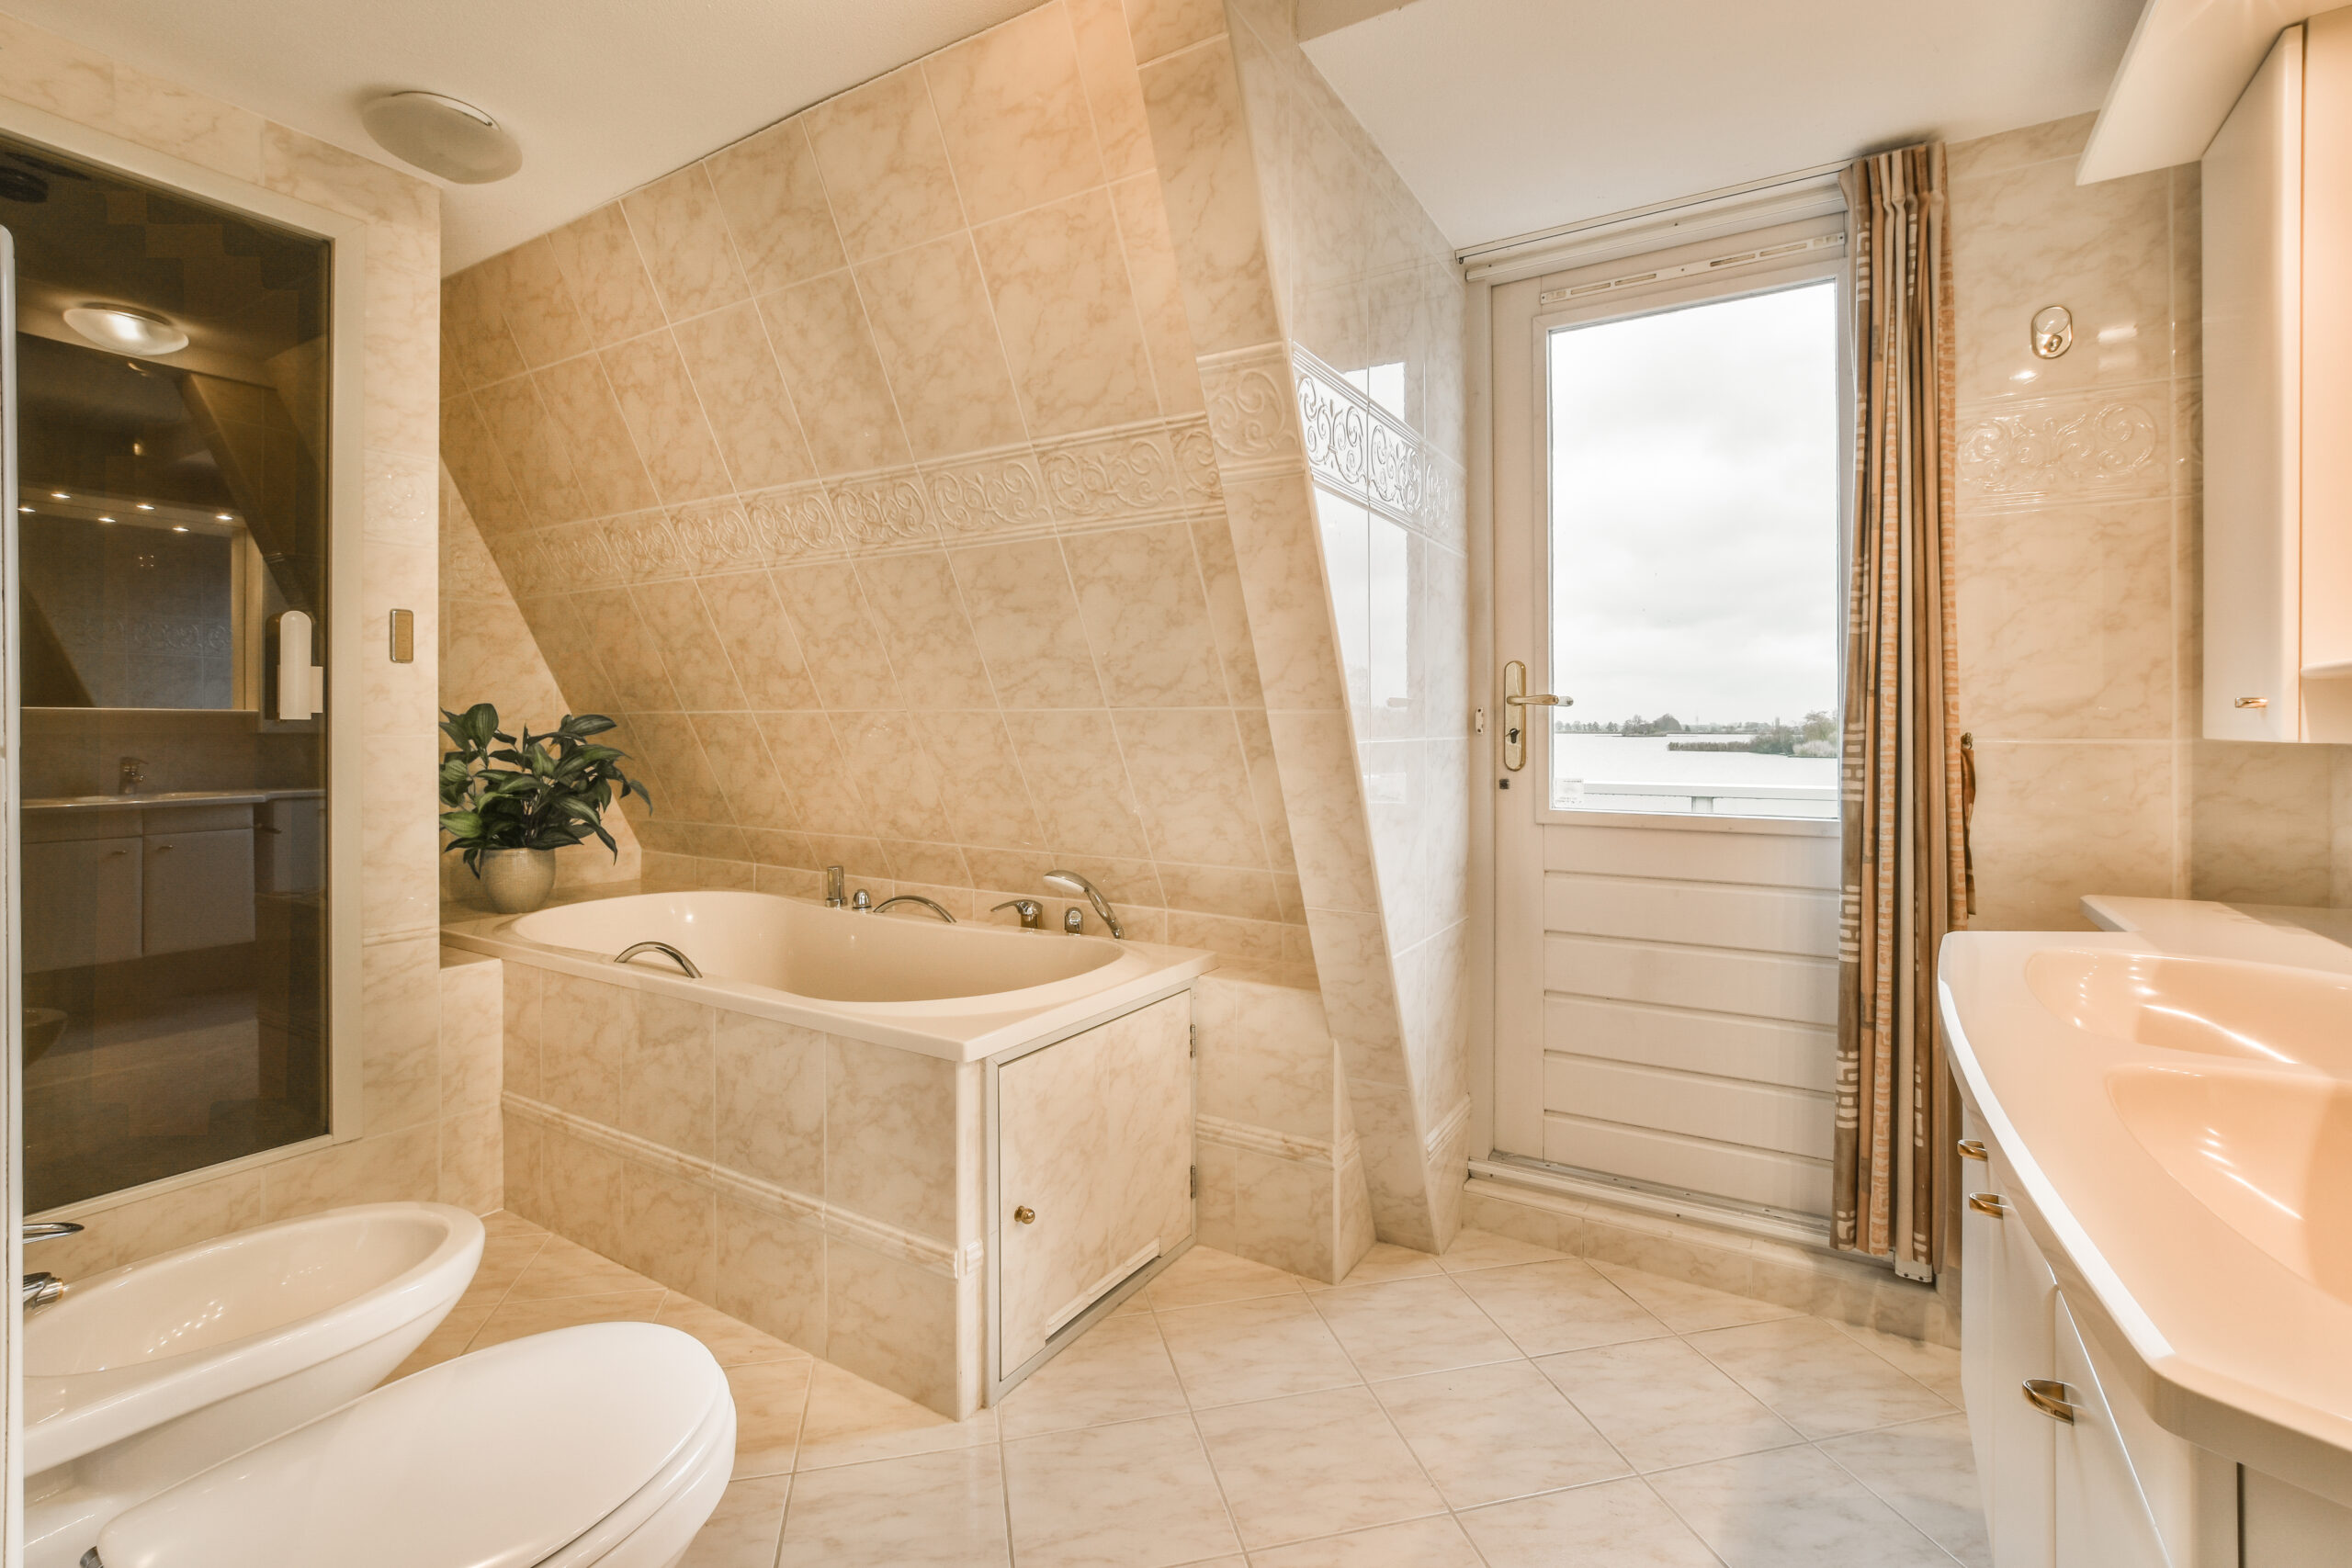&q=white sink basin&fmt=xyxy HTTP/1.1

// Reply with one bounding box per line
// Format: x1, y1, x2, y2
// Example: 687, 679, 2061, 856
2026, 948, 2352, 1072
23, 1201, 482, 1568
2108, 1065, 2352, 1305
